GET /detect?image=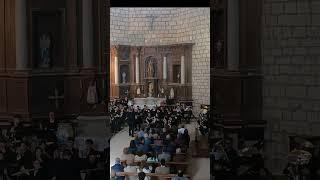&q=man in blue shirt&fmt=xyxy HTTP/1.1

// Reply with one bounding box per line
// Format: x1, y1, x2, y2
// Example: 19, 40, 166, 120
110, 157, 125, 180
